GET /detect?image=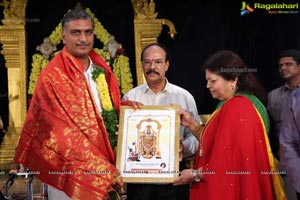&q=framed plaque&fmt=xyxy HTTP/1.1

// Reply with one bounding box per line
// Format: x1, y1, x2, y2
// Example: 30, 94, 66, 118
116, 105, 180, 183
